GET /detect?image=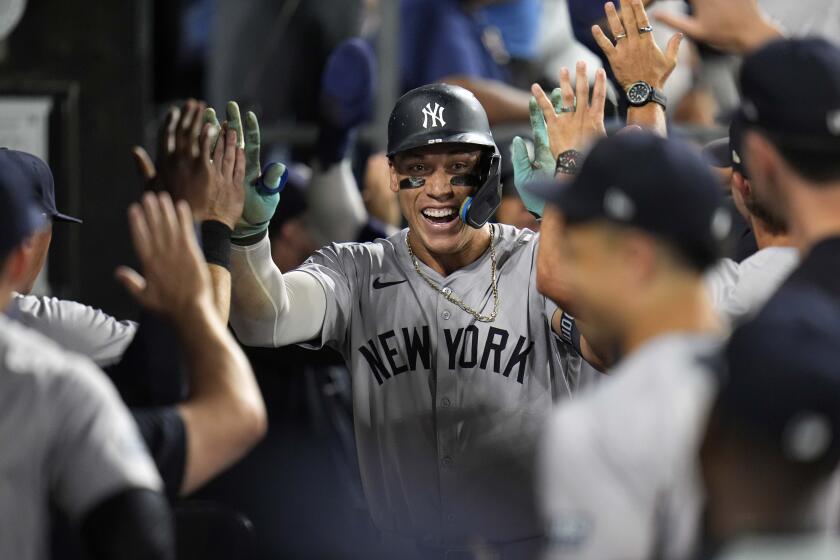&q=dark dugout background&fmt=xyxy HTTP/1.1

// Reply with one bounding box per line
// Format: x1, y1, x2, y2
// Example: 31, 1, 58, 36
0, 0, 370, 319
